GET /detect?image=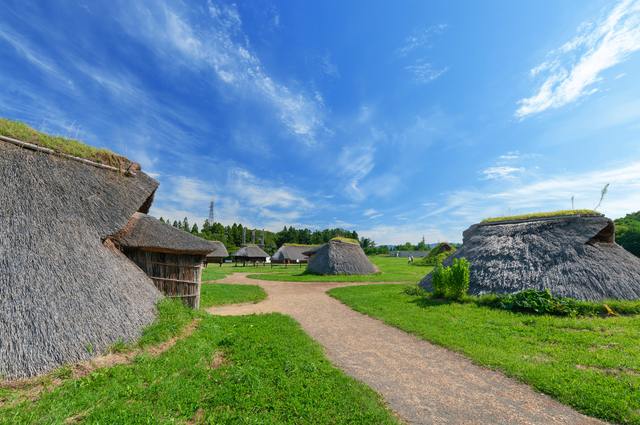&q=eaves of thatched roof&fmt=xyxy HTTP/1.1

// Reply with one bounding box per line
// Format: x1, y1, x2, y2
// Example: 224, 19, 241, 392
206, 241, 229, 258
271, 245, 318, 261
111, 213, 217, 255
0, 140, 161, 380
305, 240, 376, 275
419, 215, 640, 301
231, 245, 269, 258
